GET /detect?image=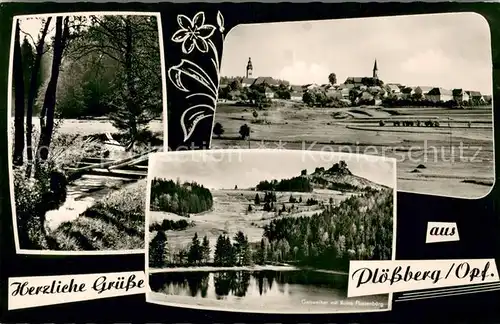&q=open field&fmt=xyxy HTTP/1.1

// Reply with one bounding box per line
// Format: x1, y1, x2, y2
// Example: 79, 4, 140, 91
149, 188, 353, 256
213, 102, 494, 198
